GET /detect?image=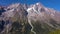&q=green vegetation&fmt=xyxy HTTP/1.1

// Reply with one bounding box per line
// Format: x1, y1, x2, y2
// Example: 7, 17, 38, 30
49, 29, 60, 34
